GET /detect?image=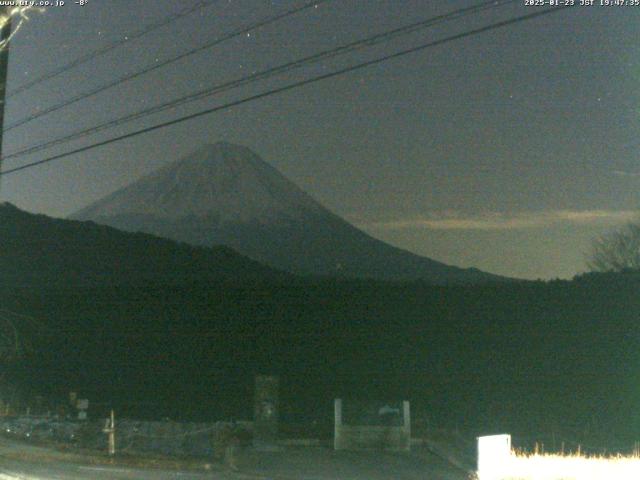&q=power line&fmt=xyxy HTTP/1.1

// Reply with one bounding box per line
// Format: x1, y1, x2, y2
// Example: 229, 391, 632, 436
0, 5, 572, 177
2, 0, 516, 162
3, 0, 219, 99
3, 0, 332, 132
